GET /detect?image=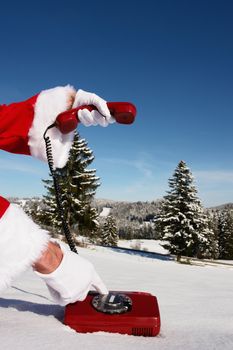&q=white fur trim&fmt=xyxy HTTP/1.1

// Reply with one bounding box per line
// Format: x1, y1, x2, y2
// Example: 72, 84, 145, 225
28, 85, 76, 169
0, 204, 50, 292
